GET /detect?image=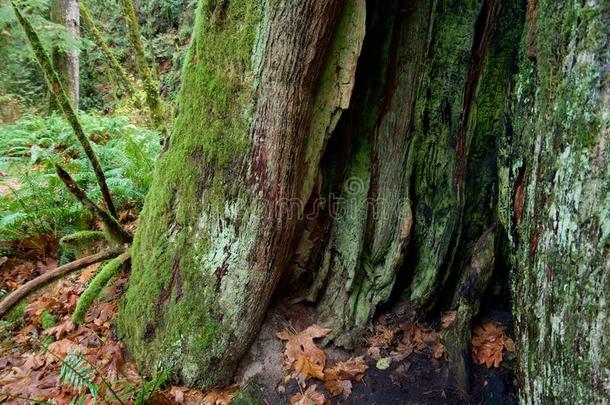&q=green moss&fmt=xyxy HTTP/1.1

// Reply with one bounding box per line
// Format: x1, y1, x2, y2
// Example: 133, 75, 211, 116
300, 0, 365, 201
117, 0, 265, 389
5, 300, 26, 324
59, 230, 108, 249
11, 1, 118, 219
502, 0, 609, 402
40, 311, 57, 329
408, 0, 484, 308
73, 251, 130, 324
232, 384, 265, 405
121, 0, 166, 134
